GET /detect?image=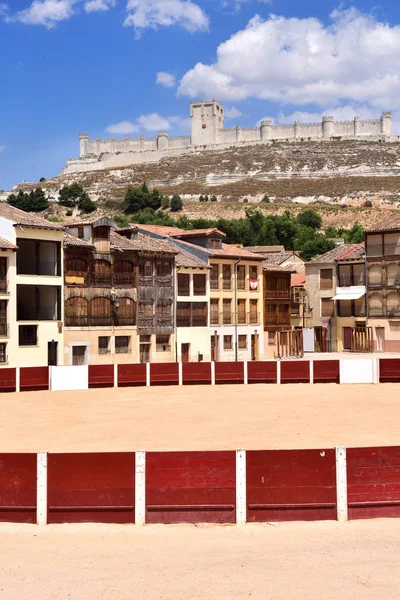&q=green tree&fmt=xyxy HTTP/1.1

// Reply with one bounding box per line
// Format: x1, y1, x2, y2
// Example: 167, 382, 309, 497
161, 196, 170, 210
210, 195, 217, 202
112, 213, 130, 228
7, 190, 29, 211
170, 194, 183, 212
297, 208, 322, 230
31, 188, 49, 211
261, 195, 270, 203
300, 235, 335, 261
78, 191, 96, 213
141, 181, 150, 194
39, 177, 46, 182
